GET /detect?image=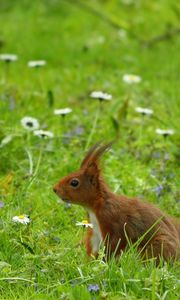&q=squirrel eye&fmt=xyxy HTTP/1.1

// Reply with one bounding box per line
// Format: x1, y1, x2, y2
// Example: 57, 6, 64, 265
70, 178, 79, 187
